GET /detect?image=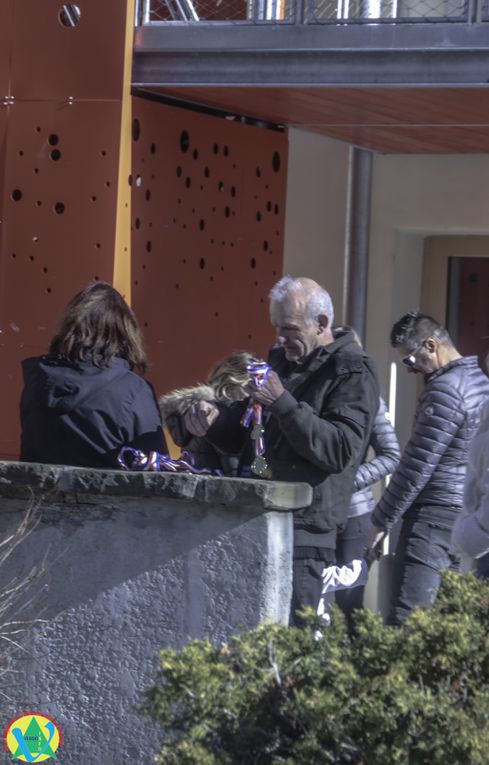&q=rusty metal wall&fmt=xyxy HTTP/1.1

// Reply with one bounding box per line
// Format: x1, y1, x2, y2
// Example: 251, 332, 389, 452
0, 1, 132, 459
131, 97, 288, 396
